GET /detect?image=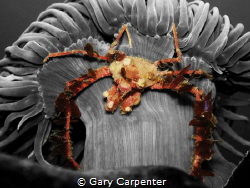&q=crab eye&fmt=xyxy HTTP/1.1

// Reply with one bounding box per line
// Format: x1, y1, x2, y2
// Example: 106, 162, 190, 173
121, 67, 126, 77
113, 51, 126, 61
